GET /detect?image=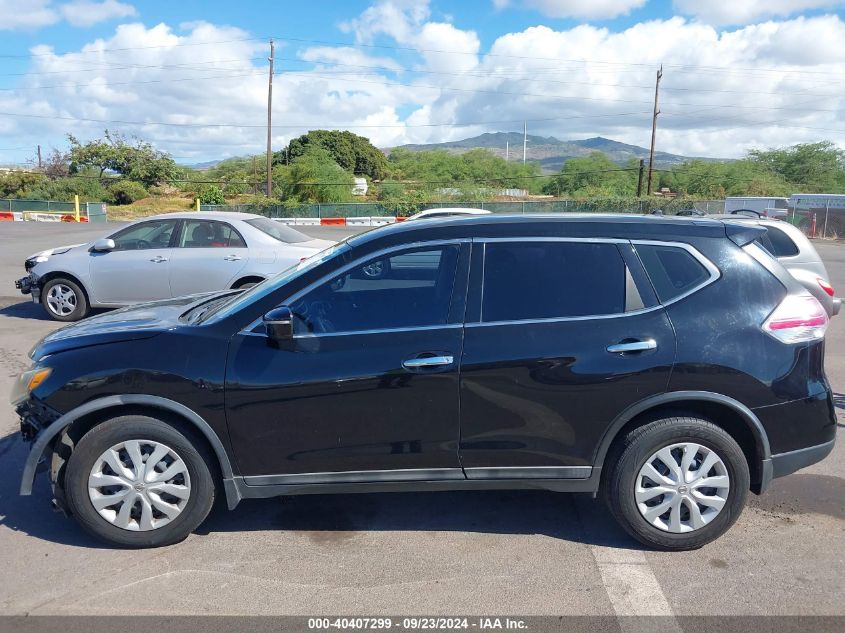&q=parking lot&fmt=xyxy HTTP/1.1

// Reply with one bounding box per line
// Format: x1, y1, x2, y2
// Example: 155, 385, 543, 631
0, 221, 842, 617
